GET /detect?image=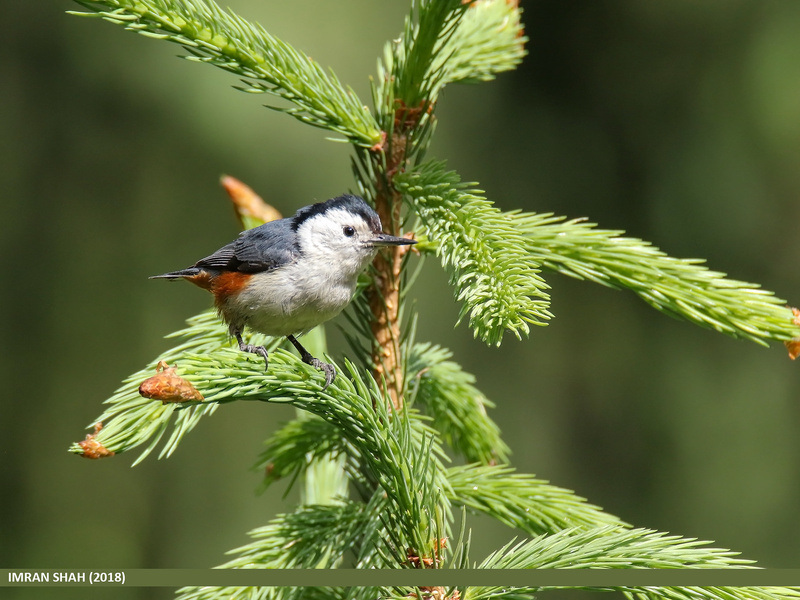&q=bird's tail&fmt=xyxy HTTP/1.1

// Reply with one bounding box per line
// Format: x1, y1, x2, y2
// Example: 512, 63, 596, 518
149, 268, 202, 280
